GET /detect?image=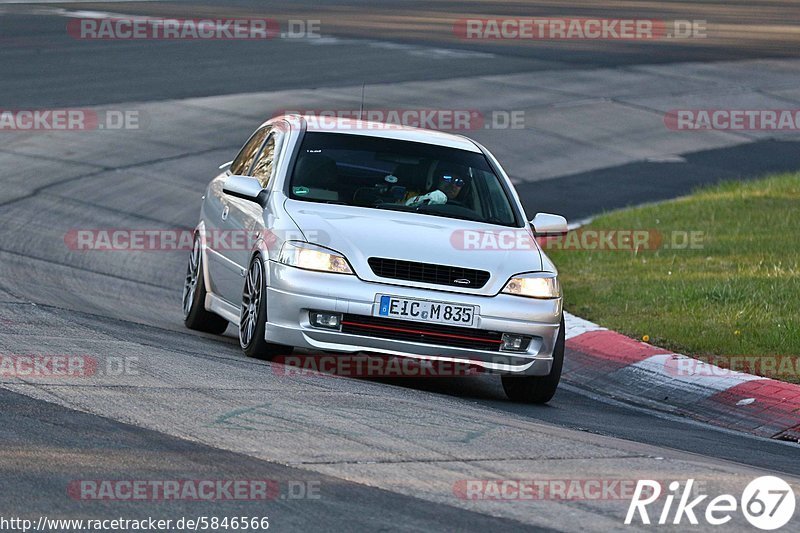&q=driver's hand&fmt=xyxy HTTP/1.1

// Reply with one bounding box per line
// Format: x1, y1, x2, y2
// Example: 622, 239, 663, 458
405, 189, 447, 207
